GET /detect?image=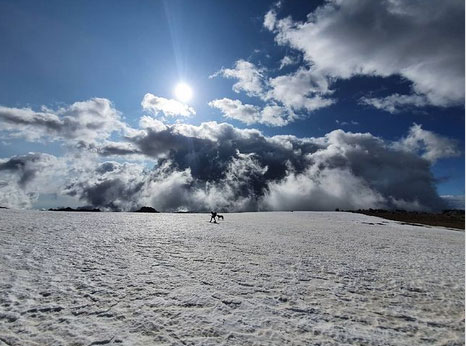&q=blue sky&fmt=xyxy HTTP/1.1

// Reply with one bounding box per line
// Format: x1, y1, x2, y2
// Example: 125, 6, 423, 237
0, 0, 464, 211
